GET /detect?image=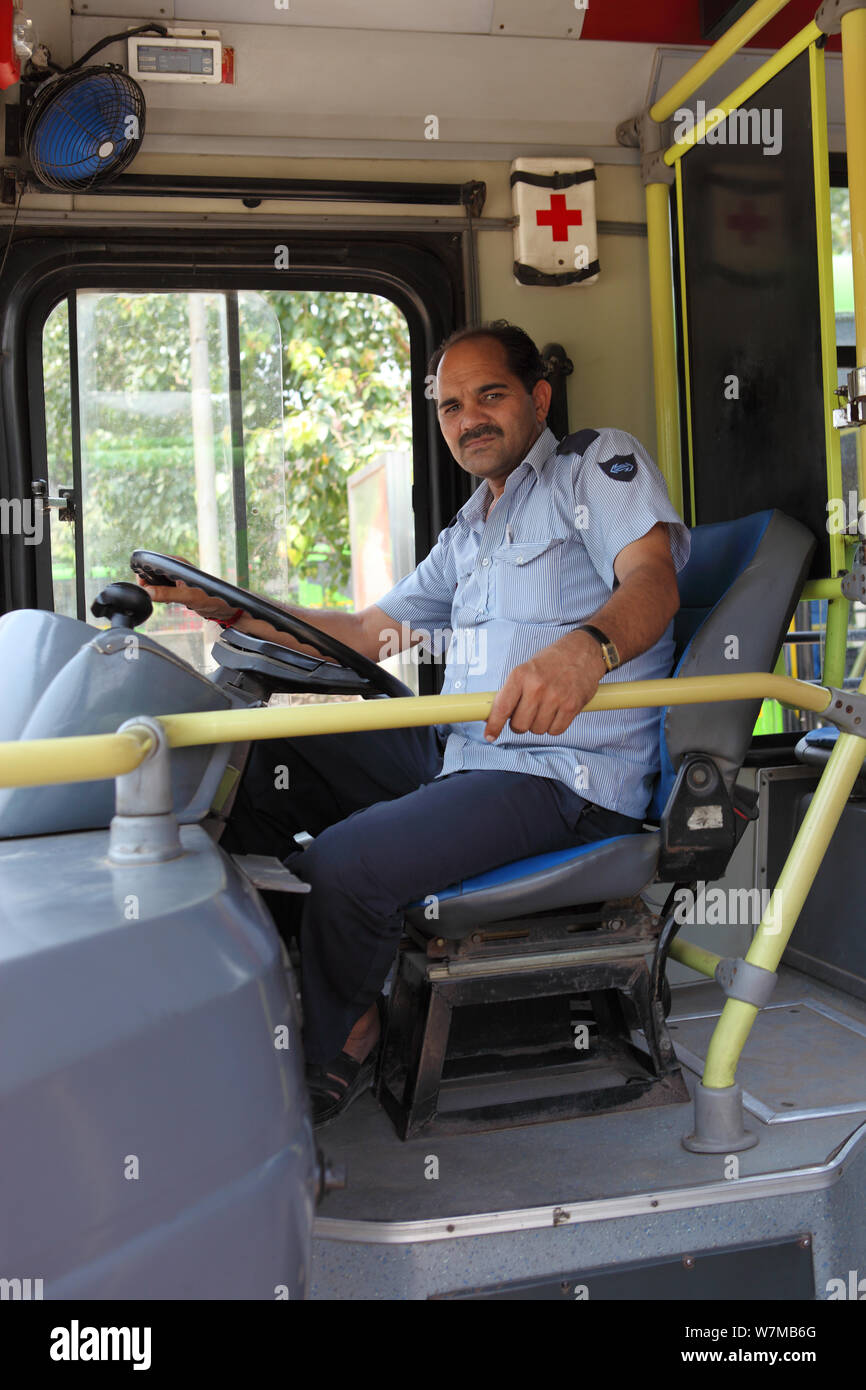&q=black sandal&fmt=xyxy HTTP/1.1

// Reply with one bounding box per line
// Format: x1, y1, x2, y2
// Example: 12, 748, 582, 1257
305, 996, 386, 1129
305, 1049, 377, 1129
